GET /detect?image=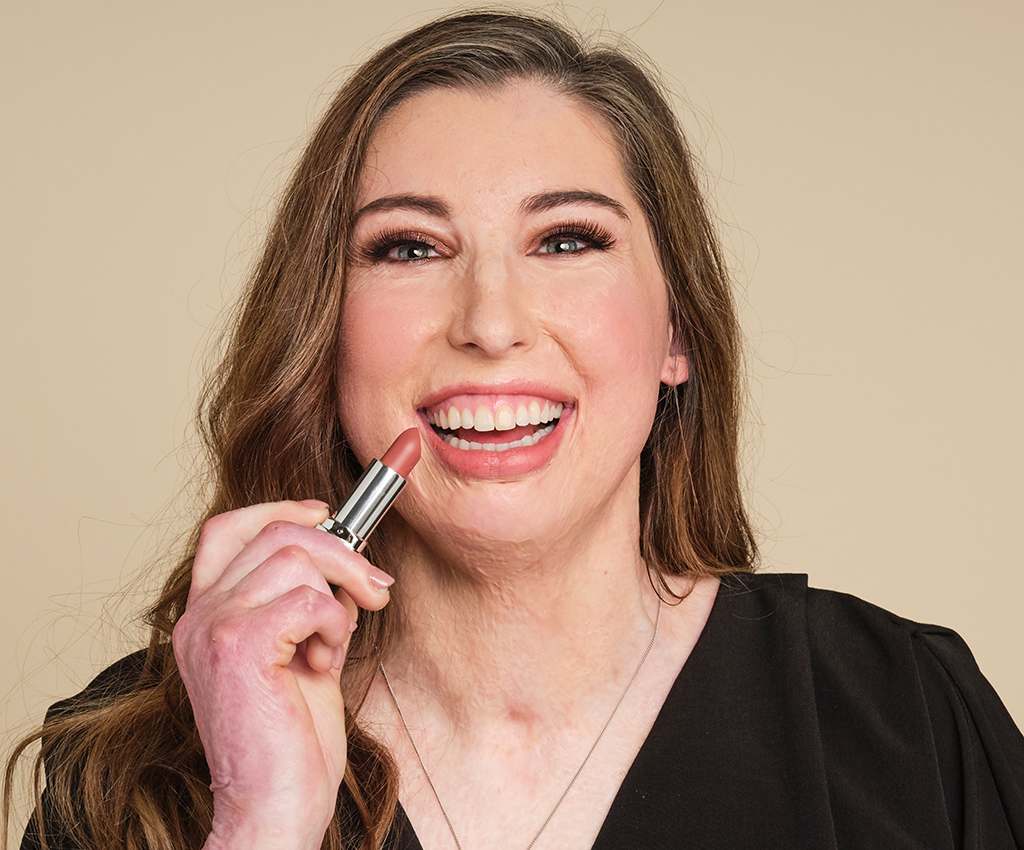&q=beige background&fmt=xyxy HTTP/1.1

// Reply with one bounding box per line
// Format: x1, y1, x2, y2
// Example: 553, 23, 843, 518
3, 1, 1021, 840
